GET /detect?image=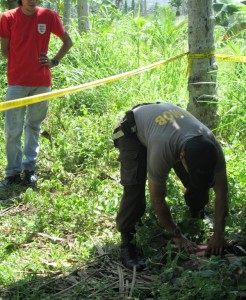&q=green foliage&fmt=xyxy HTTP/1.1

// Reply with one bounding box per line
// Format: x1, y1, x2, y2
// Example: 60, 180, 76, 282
216, 44, 246, 141
214, 0, 246, 16
214, 0, 246, 38
0, 5, 245, 299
